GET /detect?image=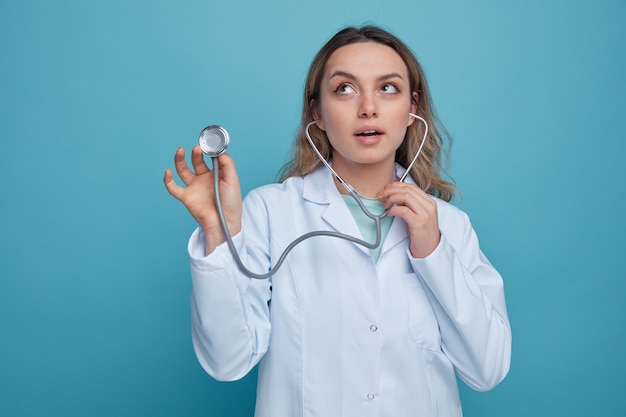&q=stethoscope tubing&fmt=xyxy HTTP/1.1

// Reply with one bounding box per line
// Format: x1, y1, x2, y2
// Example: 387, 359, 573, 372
211, 113, 428, 279
212, 159, 383, 279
